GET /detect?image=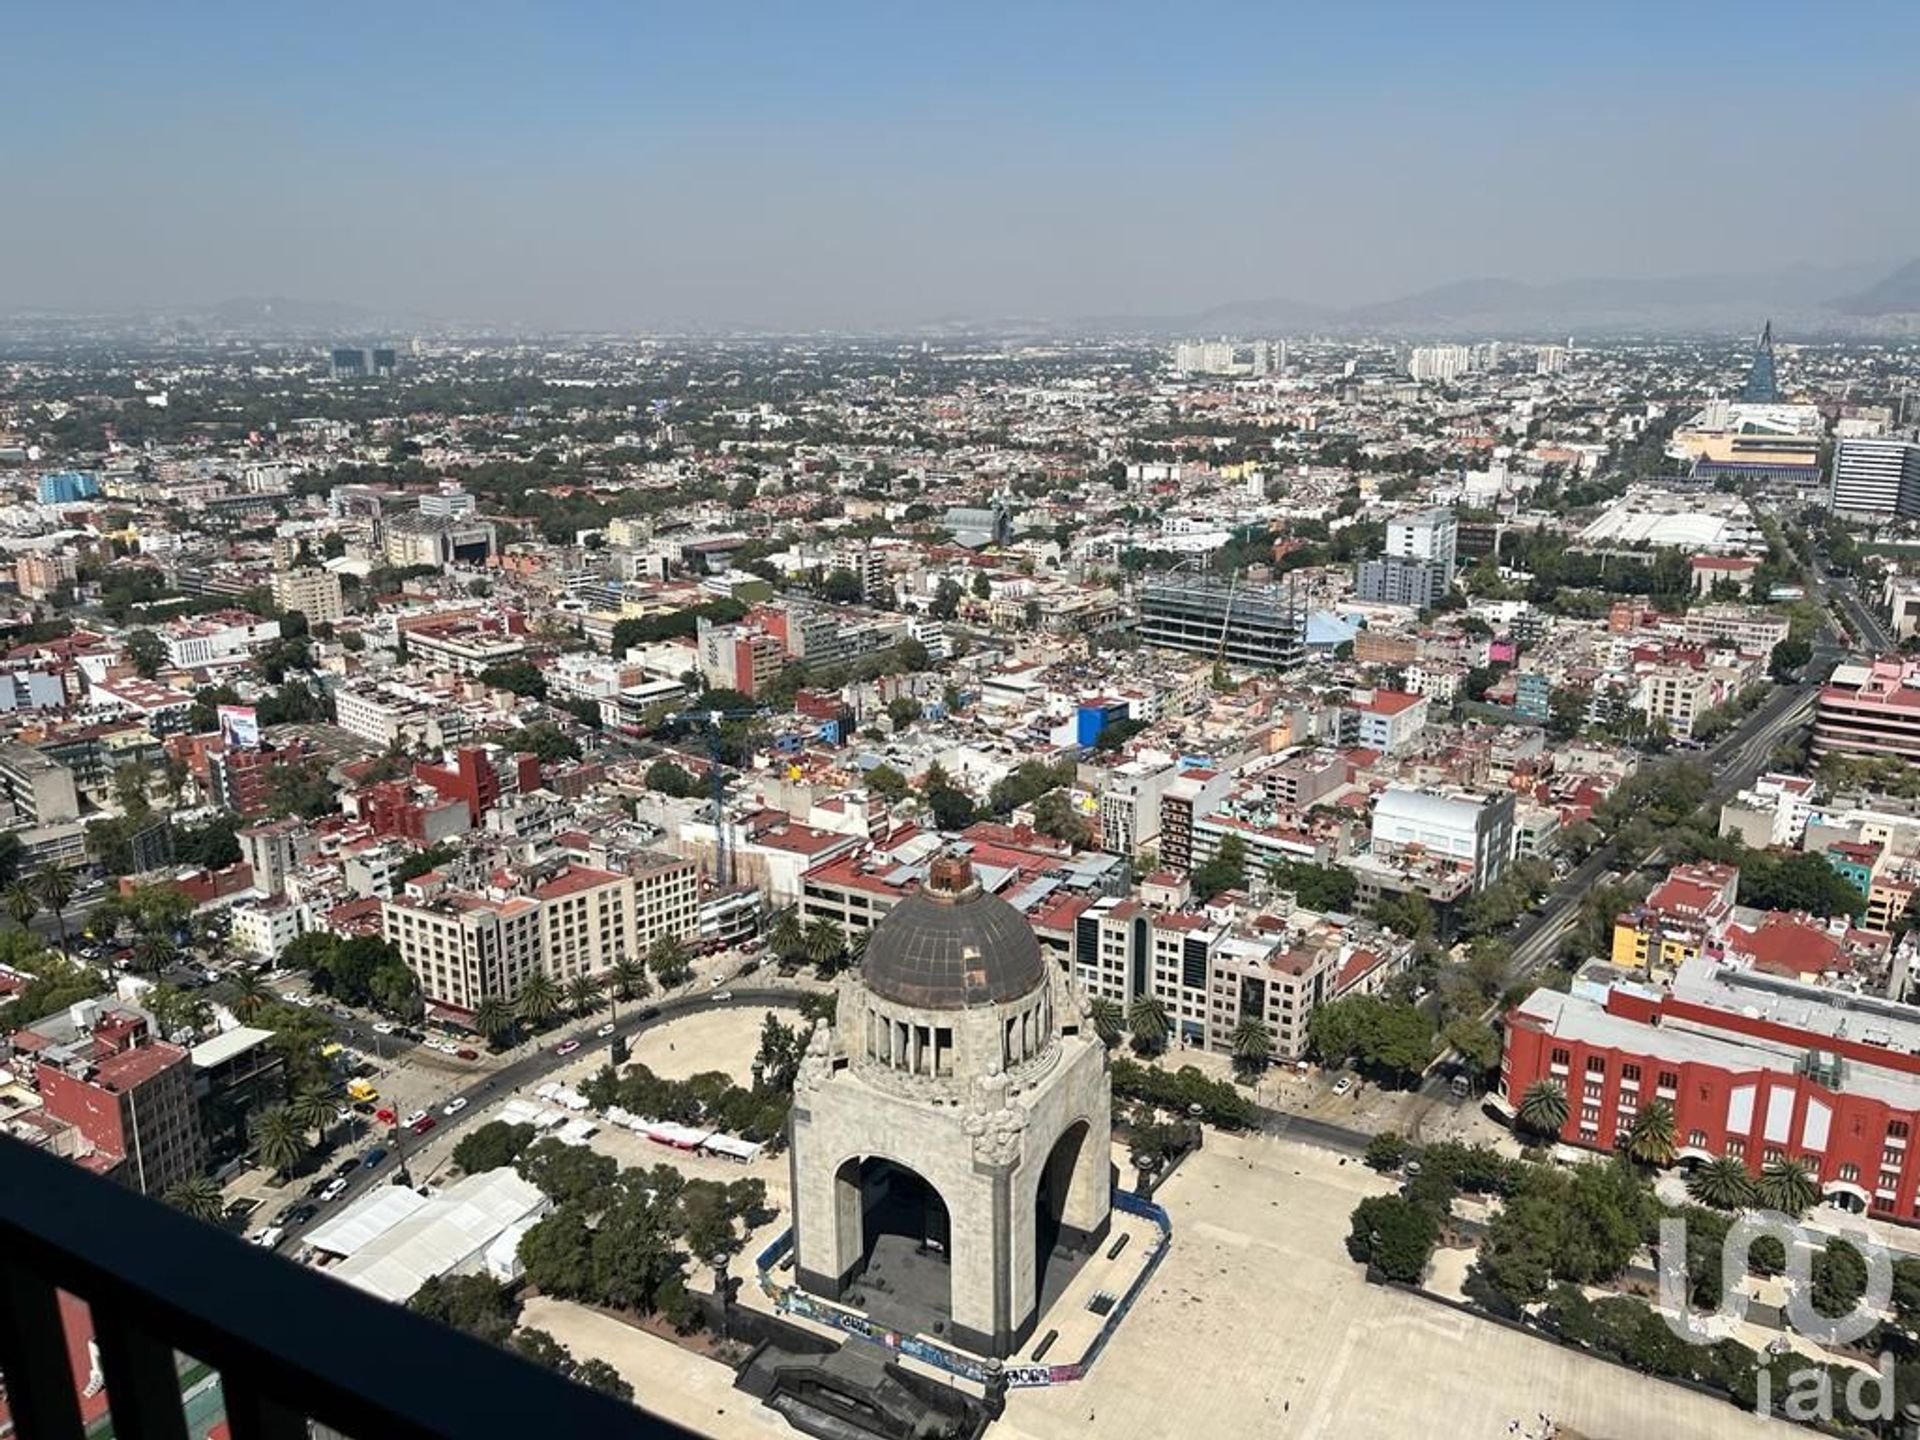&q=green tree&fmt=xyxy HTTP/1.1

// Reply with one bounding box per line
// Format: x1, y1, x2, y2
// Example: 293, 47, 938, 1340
229, 969, 273, 1023
1517, 1078, 1569, 1138
287, 1086, 339, 1141
1347, 1193, 1438, 1282
517, 1138, 619, 1206
251, 1105, 307, 1177
163, 1174, 224, 1222
4, 883, 38, 933
125, 629, 166, 679
646, 934, 691, 987
1229, 1016, 1273, 1075
453, 1121, 537, 1175
767, 910, 805, 966
516, 972, 563, 1029
644, 759, 699, 798
474, 995, 517, 1049
1624, 1100, 1677, 1169
31, 867, 73, 948
865, 763, 909, 802
408, 1274, 516, 1346
1441, 1018, 1501, 1083
1127, 995, 1171, 1055
1364, 1131, 1409, 1172
566, 974, 604, 1017
1757, 1156, 1819, 1218
1686, 1155, 1757, 1211
1089, 995, 1124, 1047
1192, 835, 1248, 901
803, 917, 846, 973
